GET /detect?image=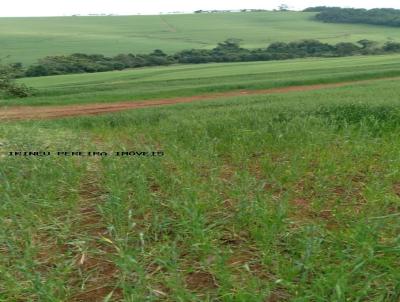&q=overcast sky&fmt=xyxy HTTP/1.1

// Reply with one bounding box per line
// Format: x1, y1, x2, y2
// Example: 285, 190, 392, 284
1, 0, 400, 17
